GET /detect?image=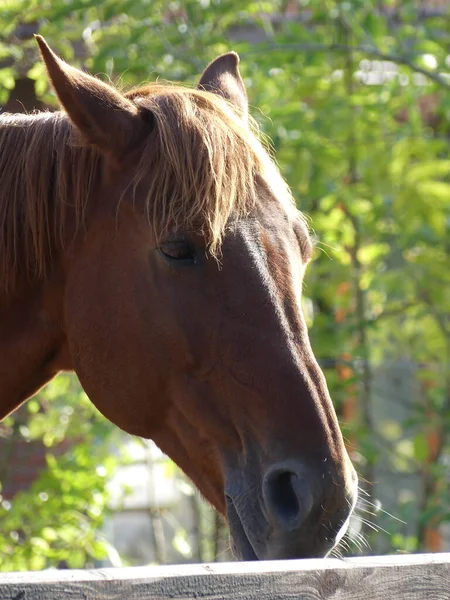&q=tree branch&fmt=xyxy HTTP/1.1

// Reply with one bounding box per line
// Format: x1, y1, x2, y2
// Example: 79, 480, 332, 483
241, 43, 450, 90
370, 302, 417, 322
